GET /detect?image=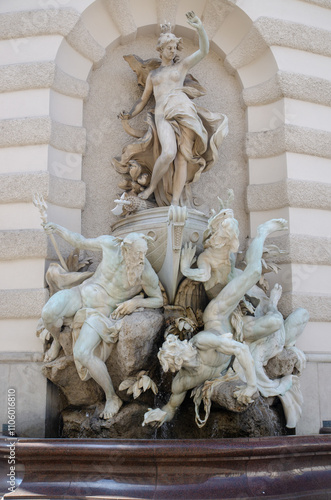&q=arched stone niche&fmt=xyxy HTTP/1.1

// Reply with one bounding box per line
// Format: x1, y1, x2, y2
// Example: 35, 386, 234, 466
49, 0, 292, 245
45, 0, 331, 437
81, 29, 248, 247
1, 0, 330, 437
